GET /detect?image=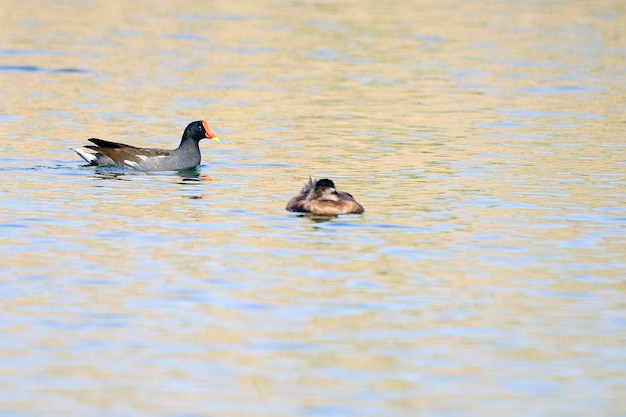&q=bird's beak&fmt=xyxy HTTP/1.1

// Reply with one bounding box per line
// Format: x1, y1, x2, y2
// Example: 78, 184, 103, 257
207, 133, 220, 143
202, 120, 220, 143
